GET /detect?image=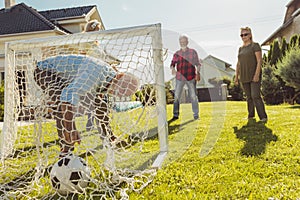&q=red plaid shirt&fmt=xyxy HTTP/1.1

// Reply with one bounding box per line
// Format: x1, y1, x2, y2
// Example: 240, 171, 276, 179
170, 48, 201, 81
